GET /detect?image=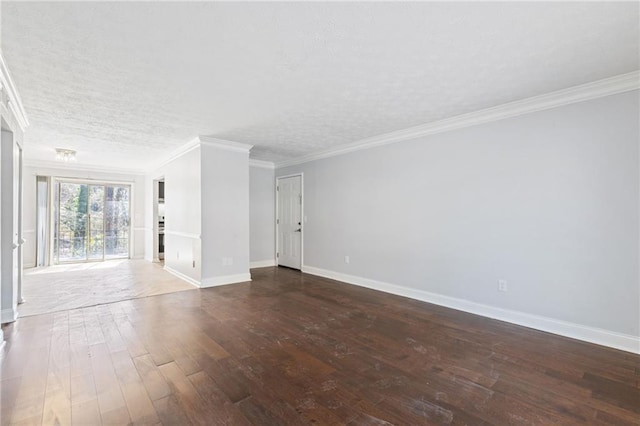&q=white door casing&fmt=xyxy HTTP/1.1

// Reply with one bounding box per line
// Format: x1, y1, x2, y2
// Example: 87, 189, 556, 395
277, 175, 302, 269
0, 131, 2, 339
15, 142, 22, 304
1, 130, 20, 324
